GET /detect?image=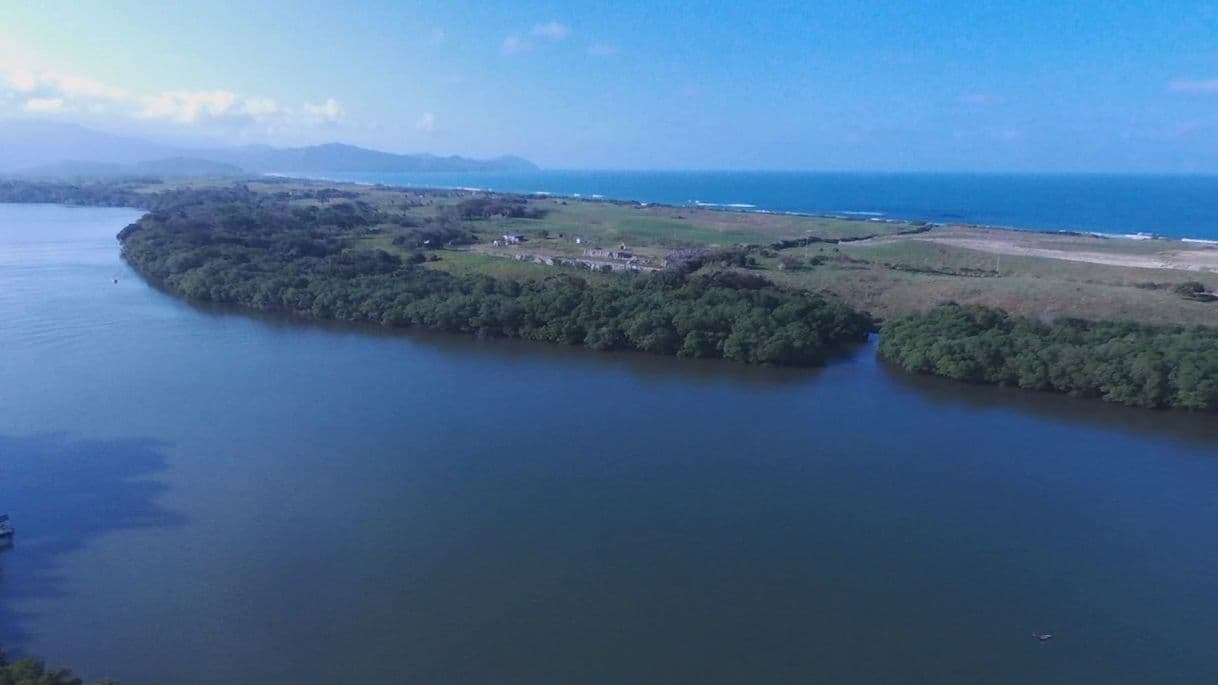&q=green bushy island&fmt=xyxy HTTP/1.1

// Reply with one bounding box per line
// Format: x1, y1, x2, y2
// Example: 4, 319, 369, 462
880, 303, 1218, 410
115, 188, 873, 367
